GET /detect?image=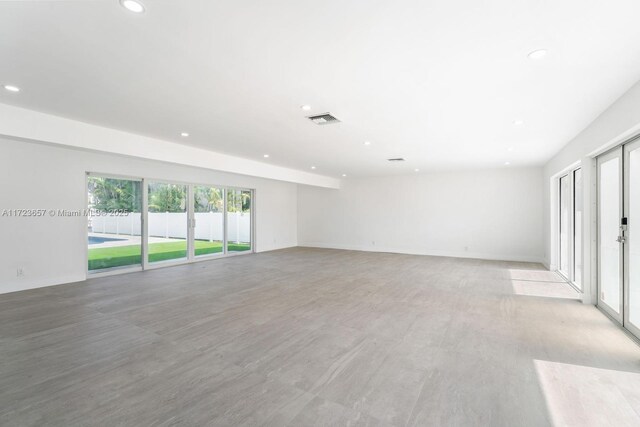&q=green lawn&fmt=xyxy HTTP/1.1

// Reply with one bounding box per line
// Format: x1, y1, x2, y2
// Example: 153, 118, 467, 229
88, 240, 250, 270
